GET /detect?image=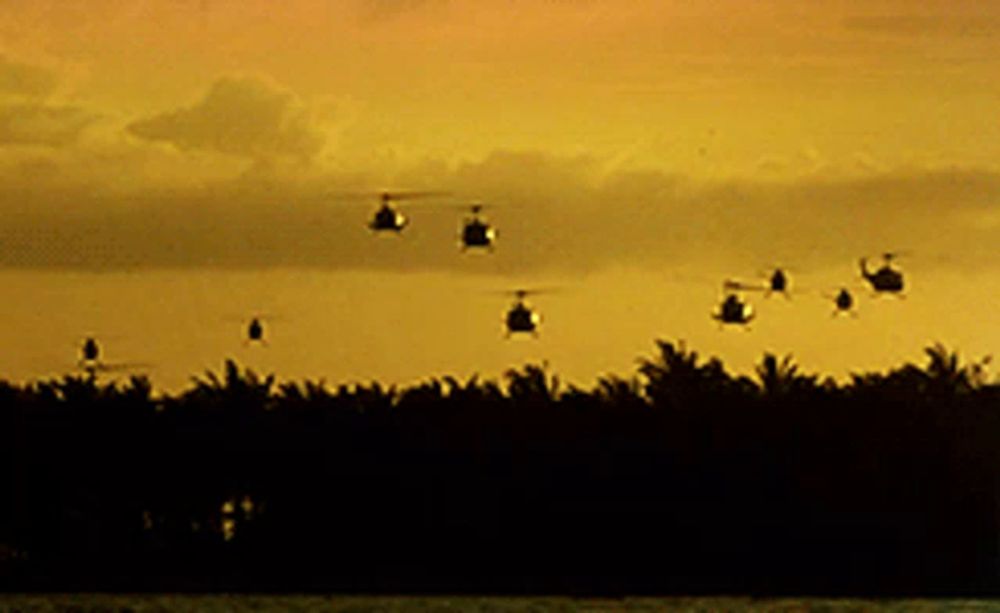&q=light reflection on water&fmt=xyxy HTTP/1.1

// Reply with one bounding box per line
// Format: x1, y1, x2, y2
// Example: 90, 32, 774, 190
0, 597, 996, 612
